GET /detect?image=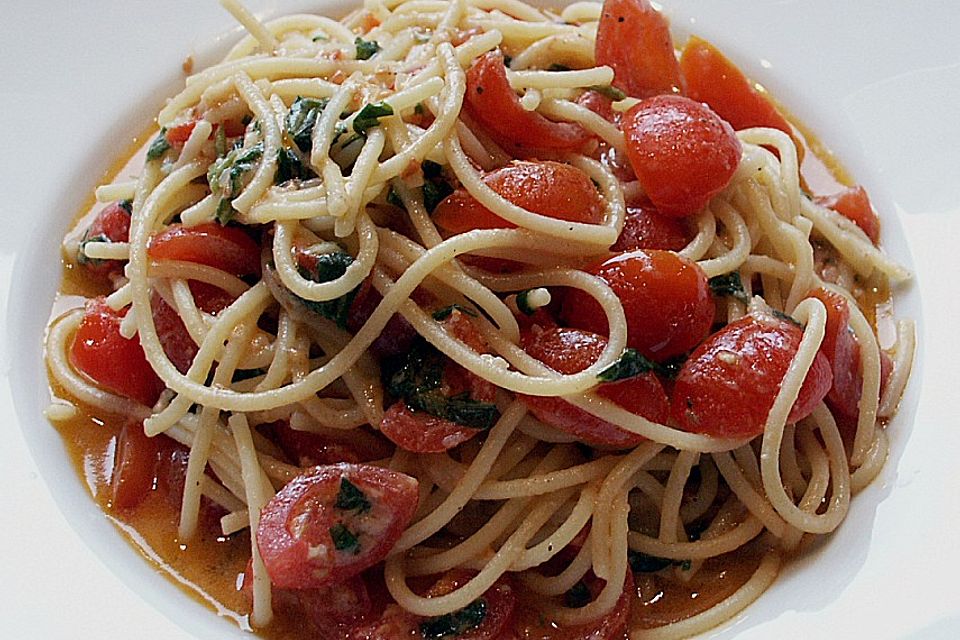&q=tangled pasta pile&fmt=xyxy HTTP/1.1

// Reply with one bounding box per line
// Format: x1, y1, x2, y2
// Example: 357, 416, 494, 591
45, 0, 915, 637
